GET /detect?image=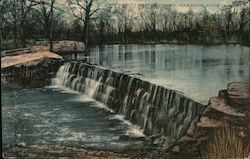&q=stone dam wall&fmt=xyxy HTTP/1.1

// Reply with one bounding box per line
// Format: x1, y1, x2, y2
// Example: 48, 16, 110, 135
55, 61, 206, 141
